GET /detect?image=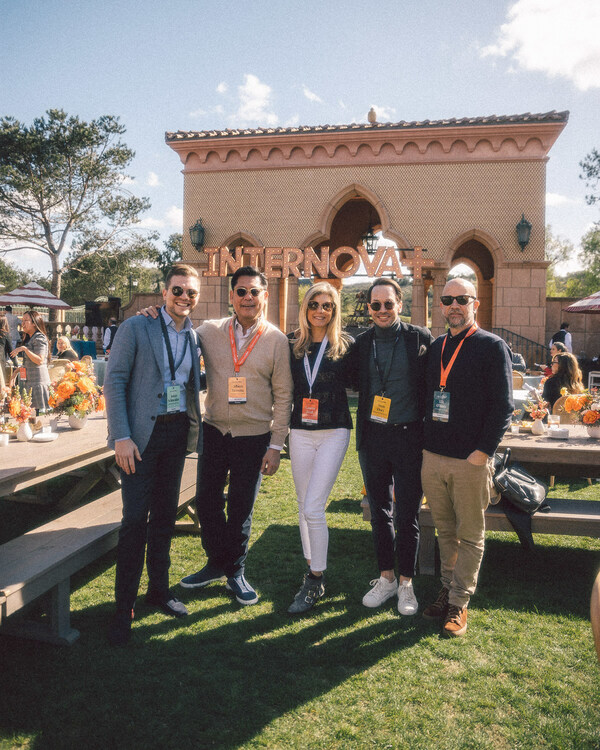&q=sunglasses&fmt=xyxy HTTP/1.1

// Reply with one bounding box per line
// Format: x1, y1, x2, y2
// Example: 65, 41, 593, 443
170, 286, 198, 299
369, 300, 396, 311
440, 295, 476, 306
307, 300, 334, 312
234, 287, 264, 298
